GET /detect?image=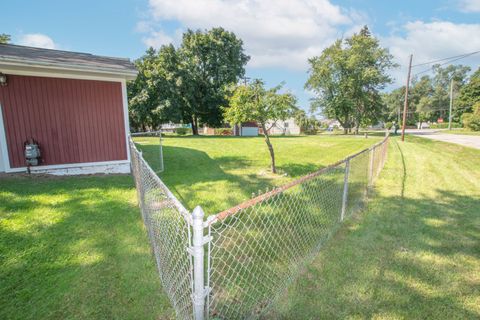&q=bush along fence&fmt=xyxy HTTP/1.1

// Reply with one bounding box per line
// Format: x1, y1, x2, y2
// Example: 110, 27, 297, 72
129, 134, 390, 320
